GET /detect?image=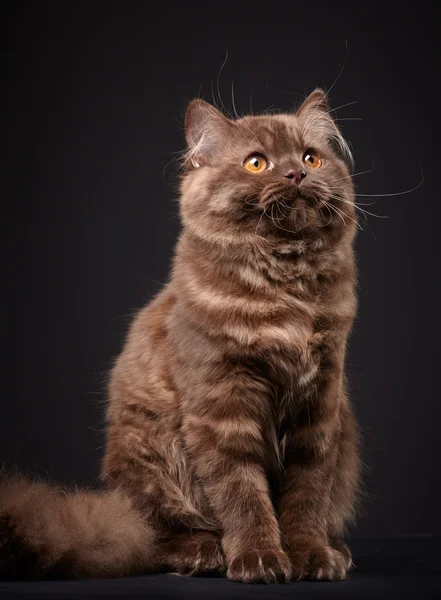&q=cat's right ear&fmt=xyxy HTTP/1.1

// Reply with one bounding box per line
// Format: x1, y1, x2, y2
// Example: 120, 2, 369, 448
185, 100, 233, 168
